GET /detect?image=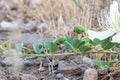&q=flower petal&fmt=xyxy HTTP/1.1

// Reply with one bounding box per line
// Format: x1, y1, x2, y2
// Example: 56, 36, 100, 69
87, 30, 115, 40
110, 1, 118, 18
110, 1, 120, 31
112, 32, 120, 43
